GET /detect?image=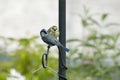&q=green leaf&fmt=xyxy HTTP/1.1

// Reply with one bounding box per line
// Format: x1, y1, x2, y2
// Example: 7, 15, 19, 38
67, 39, 82, 43
101, 13, 109, 21
88, 17, 101, 27
78, 40, 96, 48
86, 33, 98, 40
18, 38, 30, 47
82, 42, 96, 48
7, 37, 16, 41
99, 34, 114, 40
81, 19, 88, 27
106, 23, 120, 27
